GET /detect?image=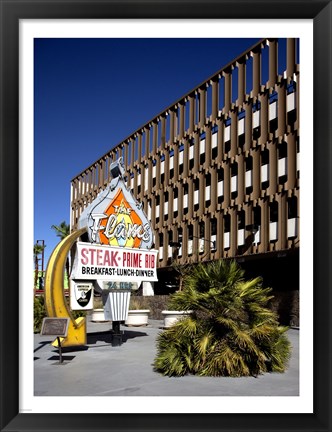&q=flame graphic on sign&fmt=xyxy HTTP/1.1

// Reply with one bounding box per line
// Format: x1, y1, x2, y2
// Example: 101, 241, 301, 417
98, 189, 143, 248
